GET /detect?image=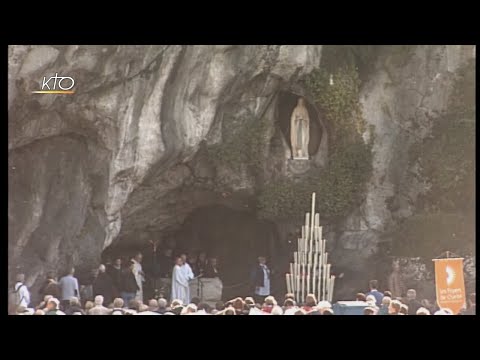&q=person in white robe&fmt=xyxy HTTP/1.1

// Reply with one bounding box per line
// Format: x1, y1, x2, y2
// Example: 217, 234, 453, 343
180, 254, 194, 304
171, 257, 189, 304
132, 253, 145, 303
